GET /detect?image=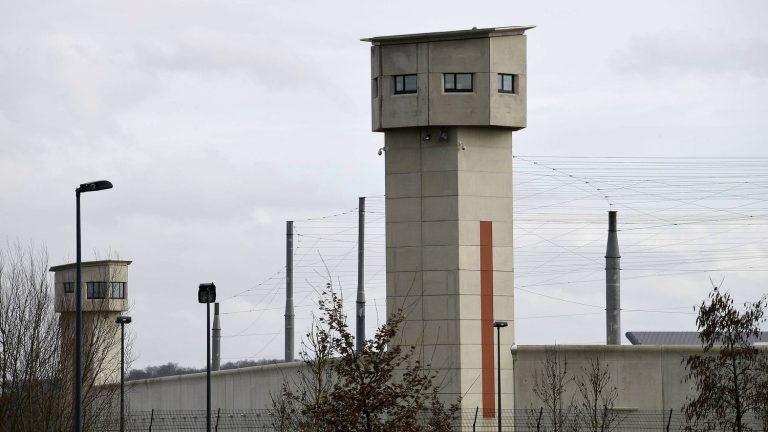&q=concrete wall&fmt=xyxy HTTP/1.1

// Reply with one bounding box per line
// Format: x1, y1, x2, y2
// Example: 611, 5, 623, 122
512, 345, 702, 412
126, 361, 304, 411
128, 345, 742, 416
